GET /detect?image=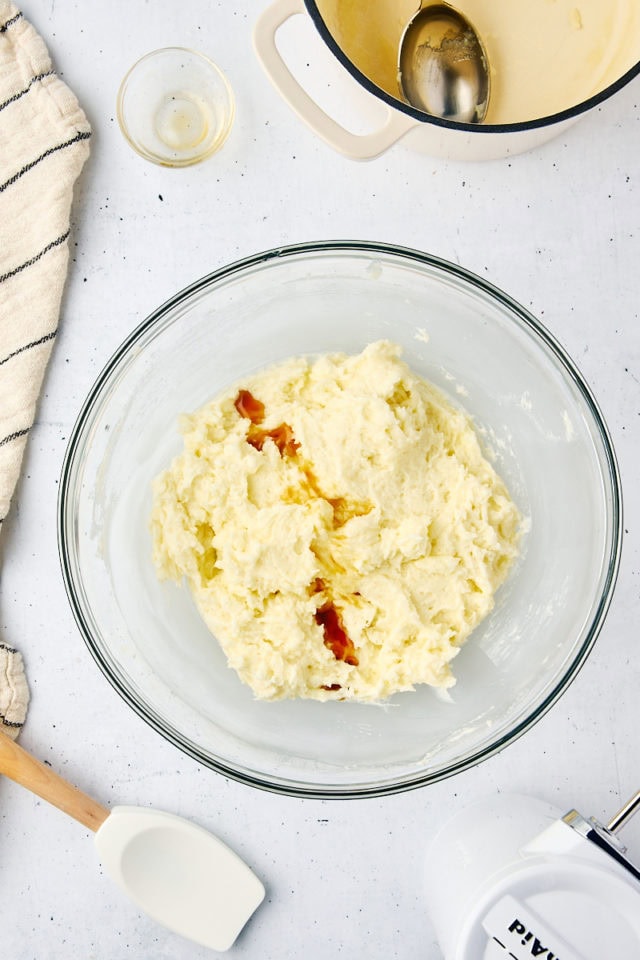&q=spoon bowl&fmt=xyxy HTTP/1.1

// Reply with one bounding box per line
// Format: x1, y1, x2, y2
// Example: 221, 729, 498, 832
398, 2, 490, 123
96, 805, 265, 951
